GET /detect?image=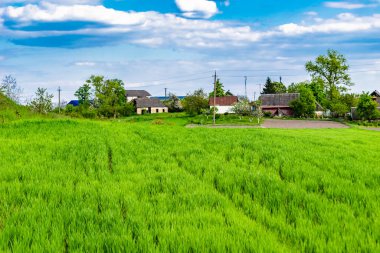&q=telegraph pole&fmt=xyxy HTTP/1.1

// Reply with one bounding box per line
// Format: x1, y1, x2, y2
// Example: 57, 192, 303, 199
164, 88, 167, 99
58, 86, 61, 114
244, 76, 247, 100
254, 92, 256, 101
213, 71, 217, 126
